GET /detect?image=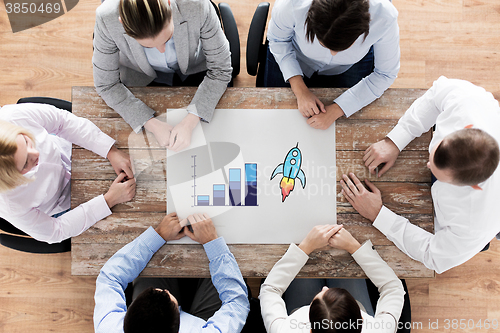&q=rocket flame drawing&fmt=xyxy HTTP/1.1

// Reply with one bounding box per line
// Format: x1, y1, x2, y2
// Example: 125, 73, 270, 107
270, 143, 306, 202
